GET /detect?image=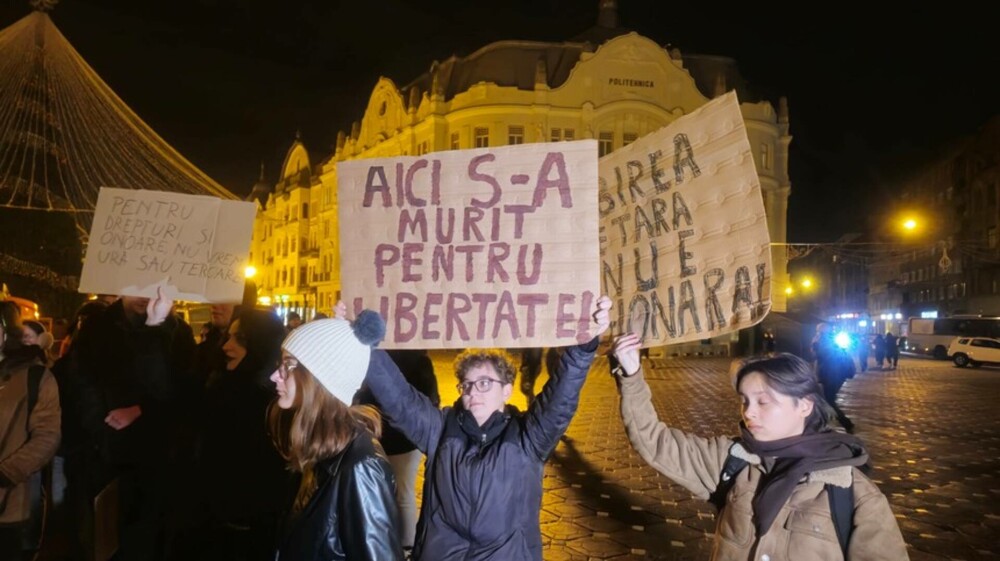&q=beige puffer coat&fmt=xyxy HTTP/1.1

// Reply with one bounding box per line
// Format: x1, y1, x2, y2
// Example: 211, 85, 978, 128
618, 369, 908, 561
